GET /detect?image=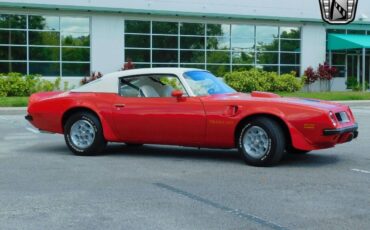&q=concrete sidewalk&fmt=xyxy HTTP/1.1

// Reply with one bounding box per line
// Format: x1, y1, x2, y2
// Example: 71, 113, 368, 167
1, 100, 370, 115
